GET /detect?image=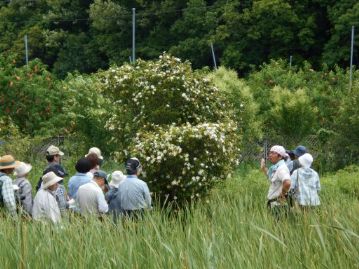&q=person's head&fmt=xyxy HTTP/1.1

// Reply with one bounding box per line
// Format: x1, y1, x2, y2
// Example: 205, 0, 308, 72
93, 170, 108, 188
125, 157, 142, 175
268, 145, 287, 164
46, 145, 64, 164
286, 150, 295, 161
42, 171, 63, 192
85, 147, 103, 166
292, 145, 307, 159
14, 162, 32, 178
85, 153, 101, 170
298, 153, 313, 169
0, 155, 20, 175
75, 158, 92, 173
109, 171, 126, 188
